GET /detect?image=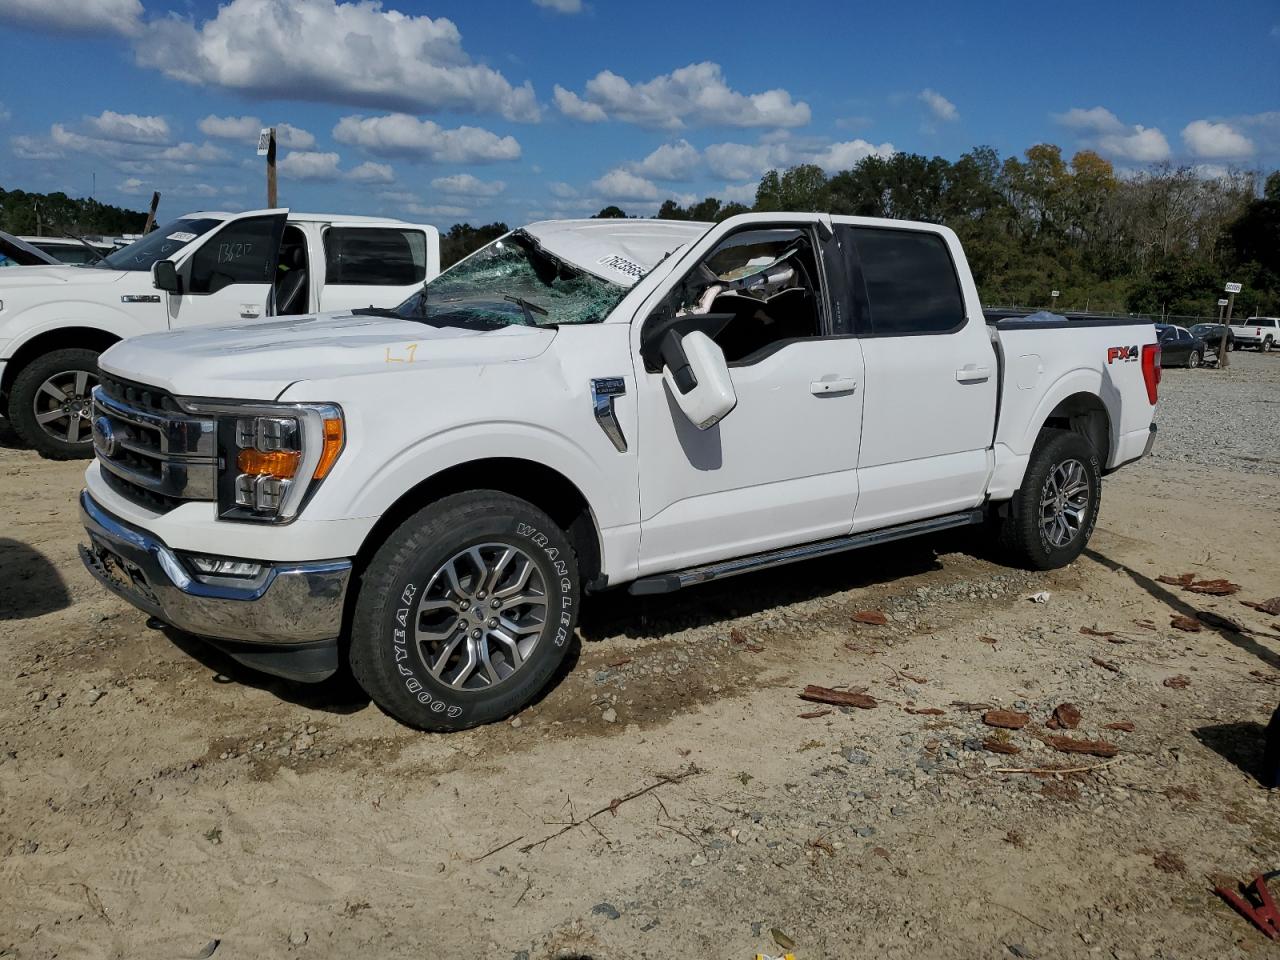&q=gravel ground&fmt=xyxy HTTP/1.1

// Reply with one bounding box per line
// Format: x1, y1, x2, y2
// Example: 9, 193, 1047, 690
1151, 350, 1280, 475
